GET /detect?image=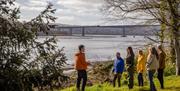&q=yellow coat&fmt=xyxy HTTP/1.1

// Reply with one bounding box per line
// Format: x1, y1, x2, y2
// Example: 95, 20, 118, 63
137, 54, 145, 73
